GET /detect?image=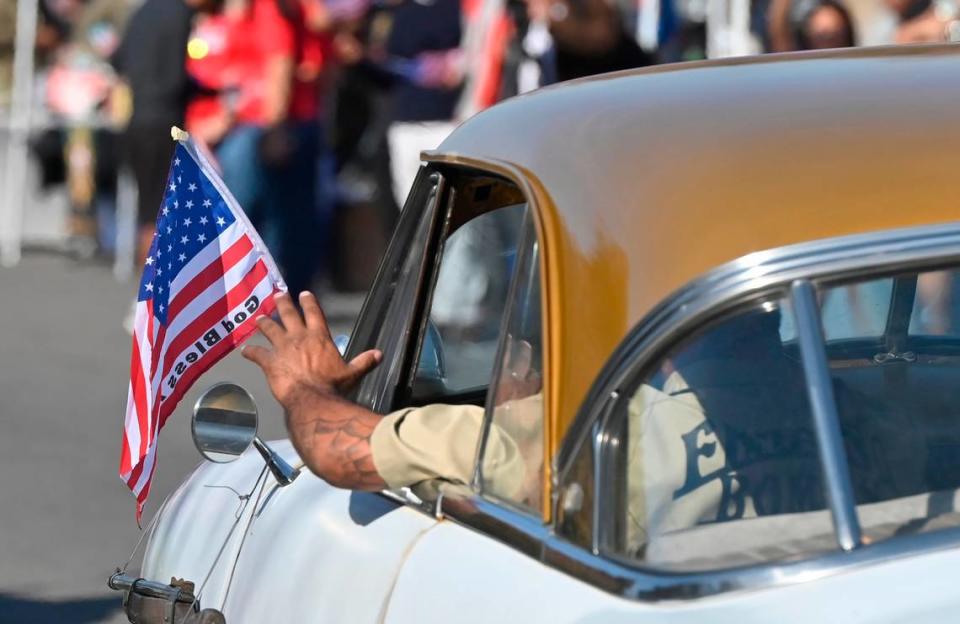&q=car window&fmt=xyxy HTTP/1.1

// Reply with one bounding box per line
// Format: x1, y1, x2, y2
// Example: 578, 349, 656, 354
610, 266, 960, 570
779, 279, 893, 342
617, 298, 829, 568
410, 203, 527, 402
825, 269, 960, 540
478, 214, 543, 513
909, 270, 960, 335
